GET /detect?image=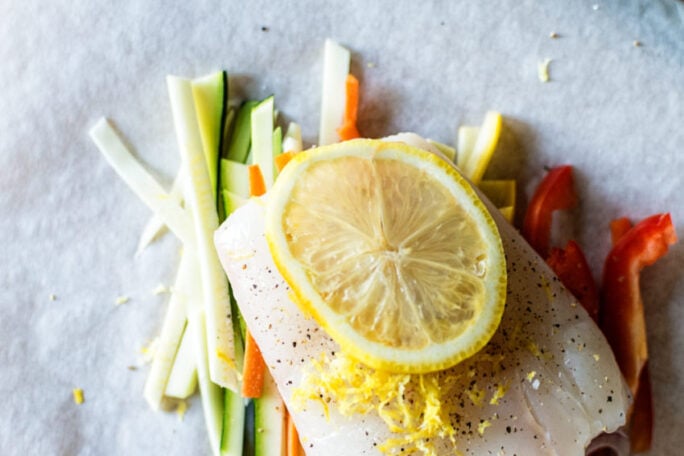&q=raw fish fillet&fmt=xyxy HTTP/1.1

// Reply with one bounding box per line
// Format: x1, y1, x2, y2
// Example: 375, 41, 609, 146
215, 155, 629, 456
